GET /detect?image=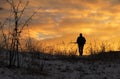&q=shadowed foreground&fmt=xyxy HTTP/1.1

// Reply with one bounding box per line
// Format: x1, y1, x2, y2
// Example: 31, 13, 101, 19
0, 51, 120, 79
